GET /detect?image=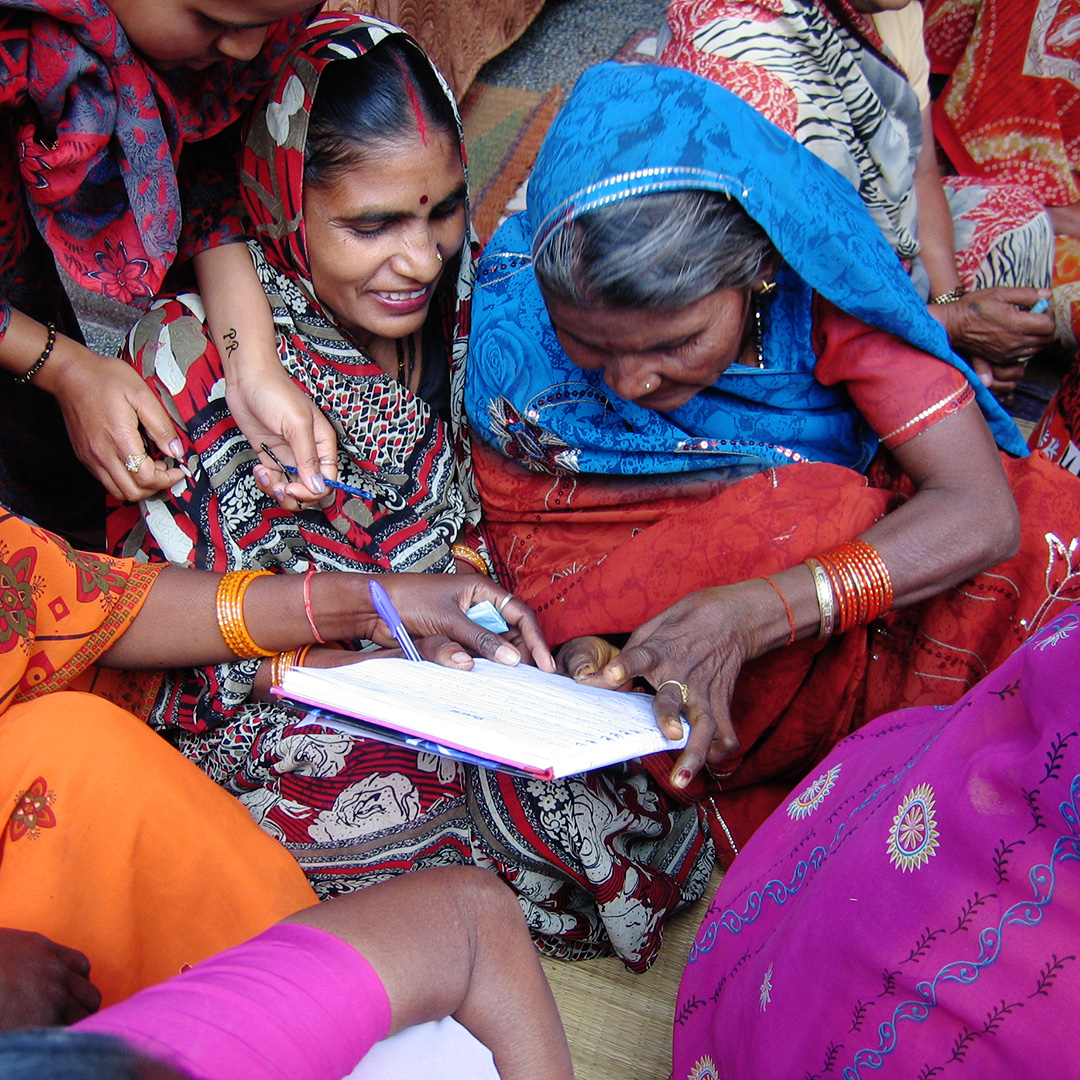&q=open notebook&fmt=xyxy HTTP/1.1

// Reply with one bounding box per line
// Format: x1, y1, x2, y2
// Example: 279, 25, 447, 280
275, 657, 688, 780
